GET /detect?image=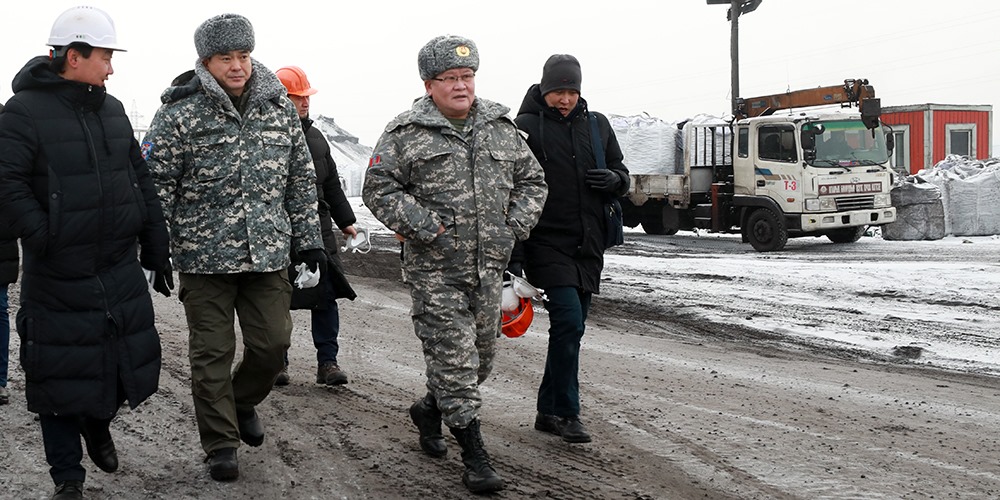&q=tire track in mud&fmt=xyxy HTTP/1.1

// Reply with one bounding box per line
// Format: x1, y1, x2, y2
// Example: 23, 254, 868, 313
265, 384, 661, 499
491, 443, 637, 500
266, 381, 484, 499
